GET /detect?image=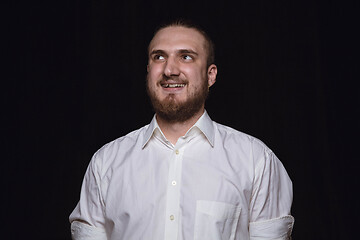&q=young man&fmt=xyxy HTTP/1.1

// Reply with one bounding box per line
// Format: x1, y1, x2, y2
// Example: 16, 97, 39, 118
69, 20, 294, 240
